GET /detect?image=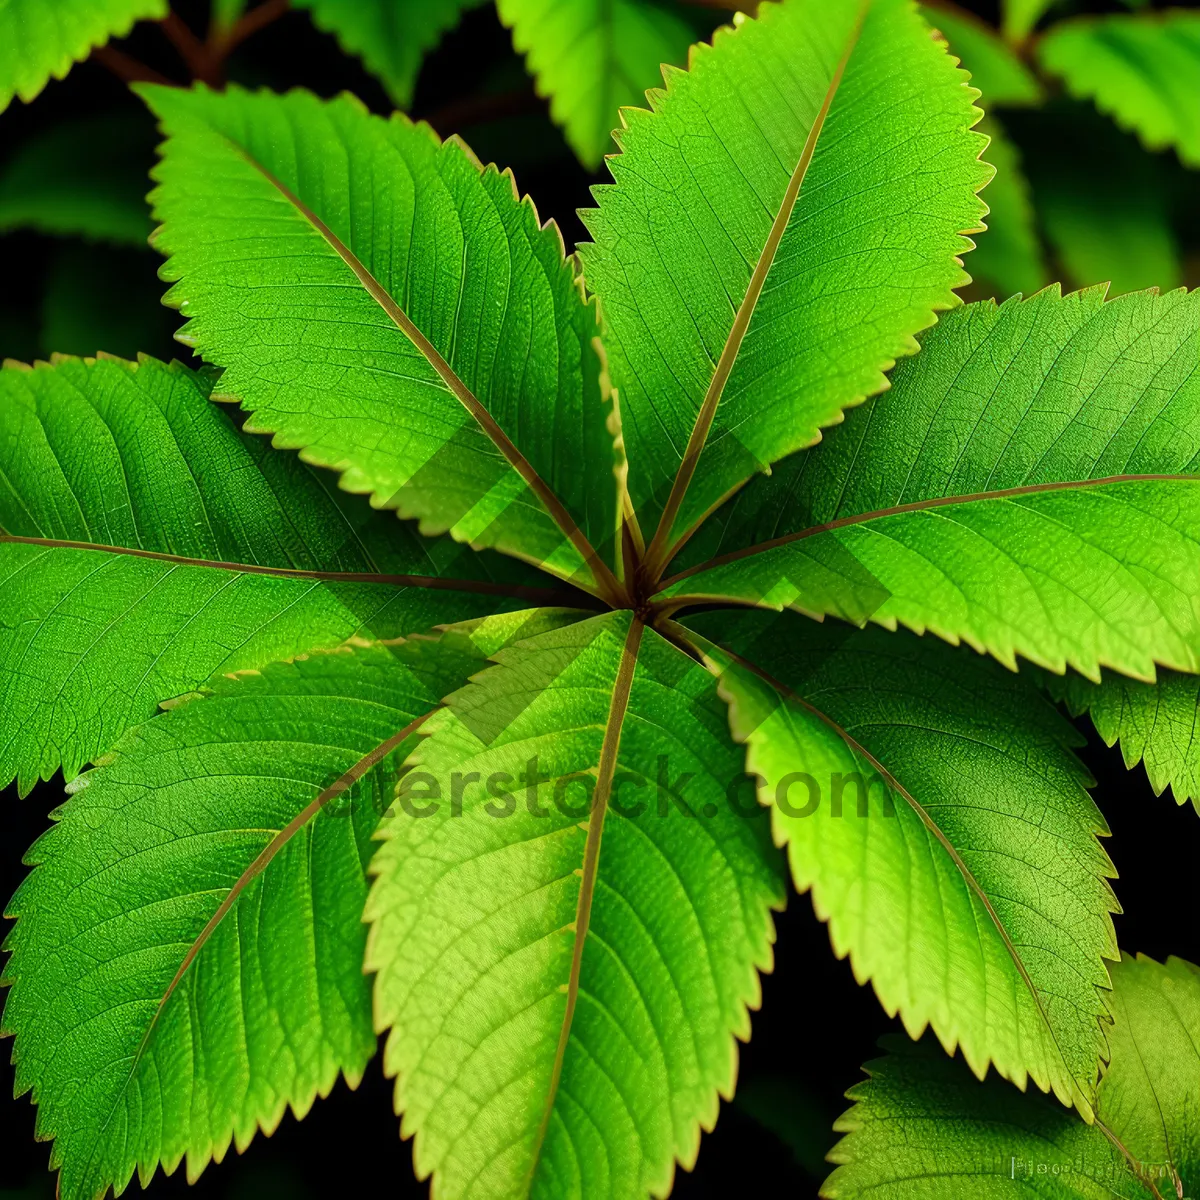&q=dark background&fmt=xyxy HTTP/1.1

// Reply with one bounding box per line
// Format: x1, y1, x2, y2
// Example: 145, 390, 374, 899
3, 1, 1199, 1196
